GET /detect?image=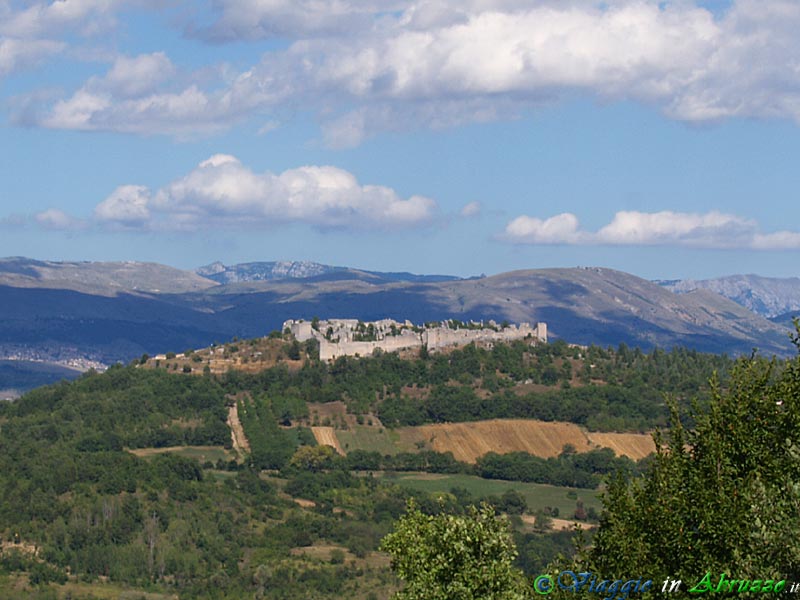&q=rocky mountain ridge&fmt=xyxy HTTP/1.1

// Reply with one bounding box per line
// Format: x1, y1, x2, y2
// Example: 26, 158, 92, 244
658, 274, 800, 319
